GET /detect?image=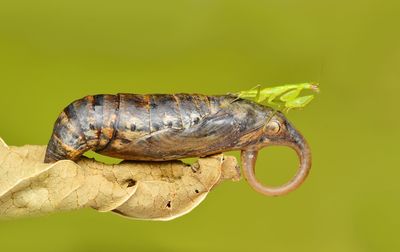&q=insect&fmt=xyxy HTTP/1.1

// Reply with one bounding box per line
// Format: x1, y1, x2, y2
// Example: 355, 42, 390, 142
235, 82, 319, 112
44, 93, 312, 196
